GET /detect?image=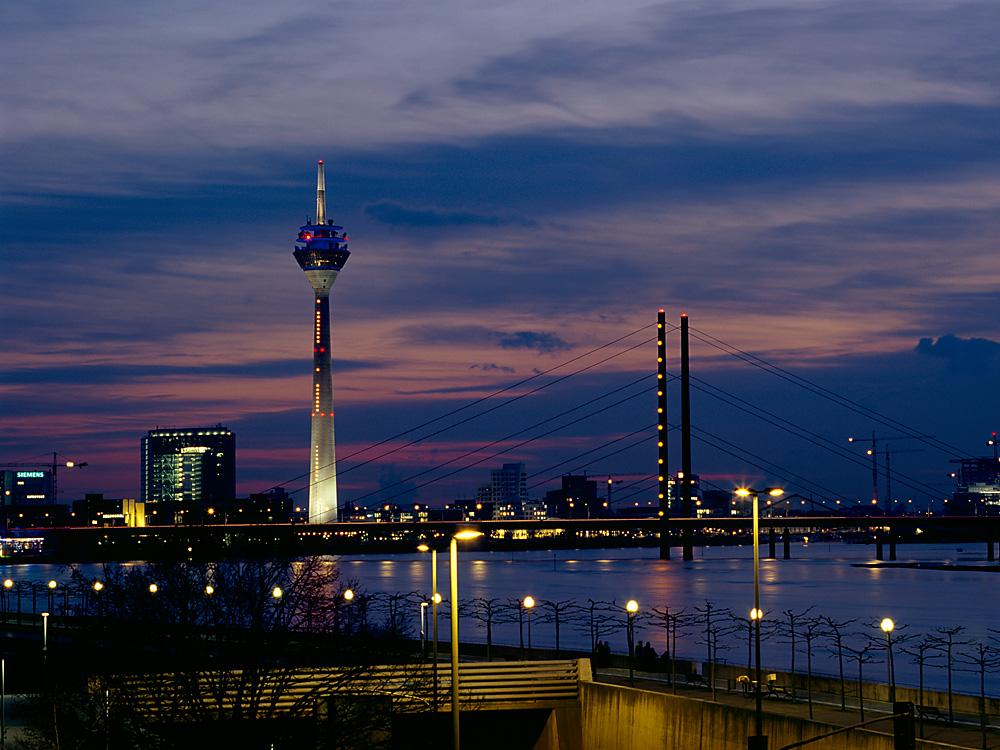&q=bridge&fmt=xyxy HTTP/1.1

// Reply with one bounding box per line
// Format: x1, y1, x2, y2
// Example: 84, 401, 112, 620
15, 515, 1000, 562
